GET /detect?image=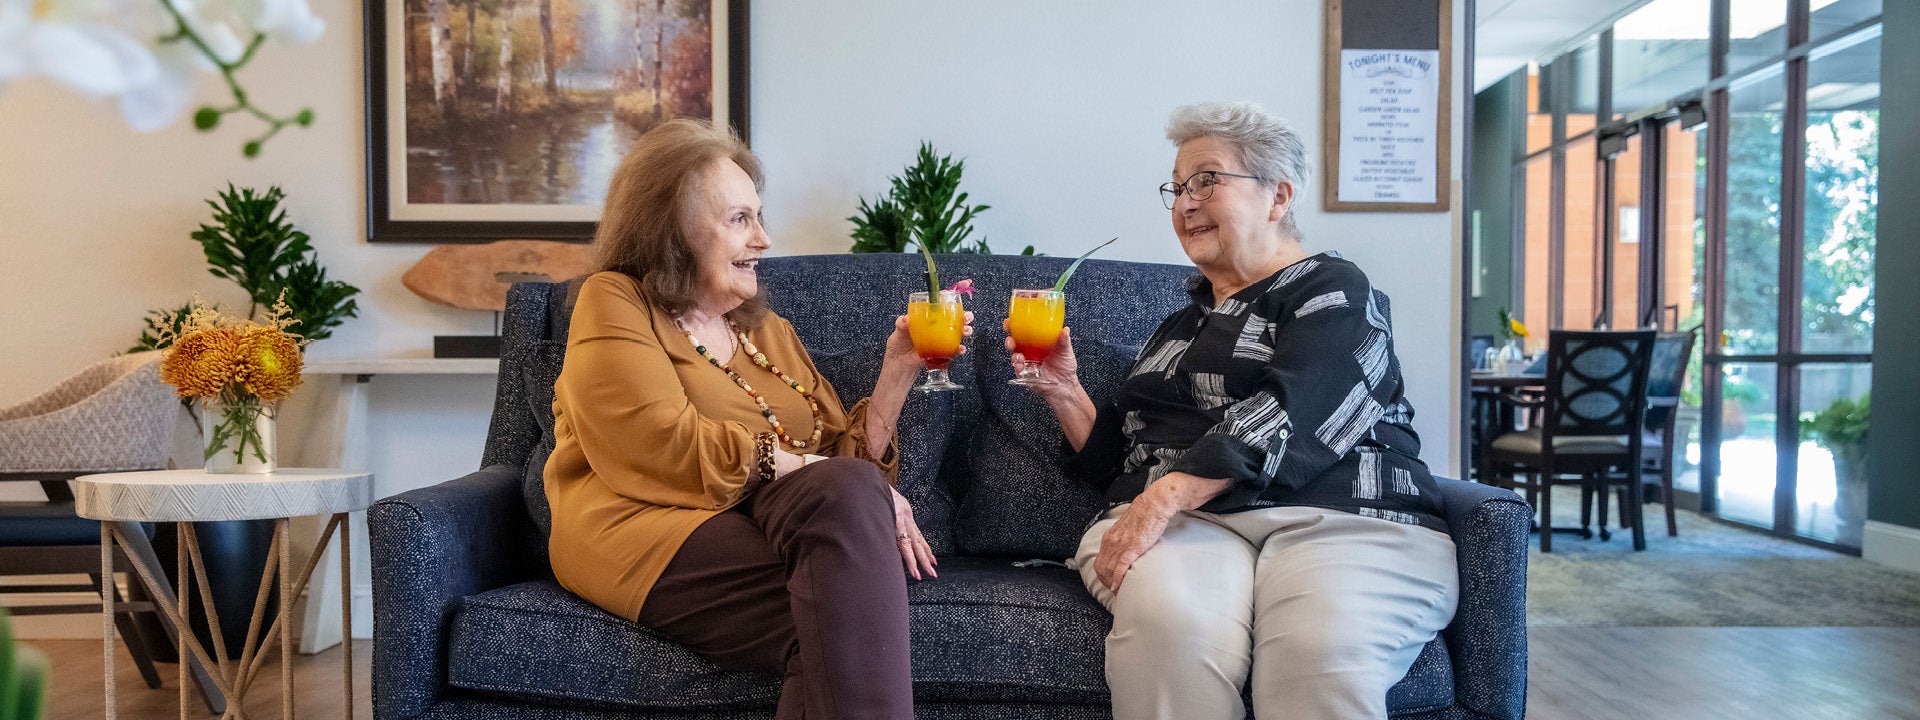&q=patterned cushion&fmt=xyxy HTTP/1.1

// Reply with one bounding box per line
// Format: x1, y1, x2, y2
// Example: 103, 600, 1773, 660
445, 559, 1116, 708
